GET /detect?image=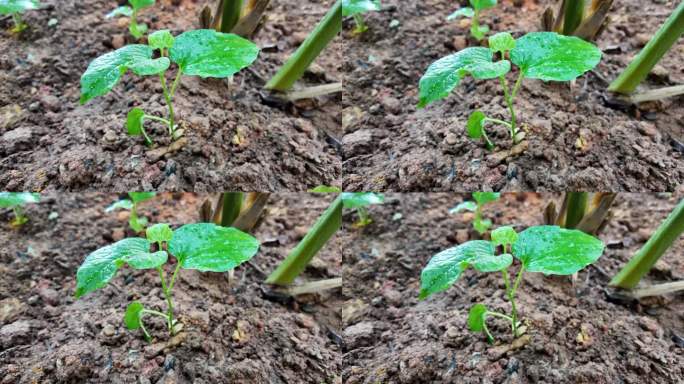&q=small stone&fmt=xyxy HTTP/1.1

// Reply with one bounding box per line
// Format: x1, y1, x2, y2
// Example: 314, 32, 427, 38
344, 322, 373, 348
101, 324, 116, 337
487, 345, 509, 360
456, 229, 469, 244
530, 118, 552, 134
637, 121, 658, 138
112, 228, 125, 241
342, 299, 368, 324
144, 342, 166, 358
445, 132, 458, 145
0, 320, 31, 348
296, 314, 316, 330
639, 316, 663, 338
635, 33, 650, 47
382, 288, 402, 307
2, 127, 33, 152
380, 96, 401, 114
293, 225, 309, 239
41, 95, 60, 112
232, 320, 250, 343
38, 288, 59, 306
0, 298, 26, 324
112, 34, 126, 49
445, 326, 459, 339
452, 35, 467, 50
